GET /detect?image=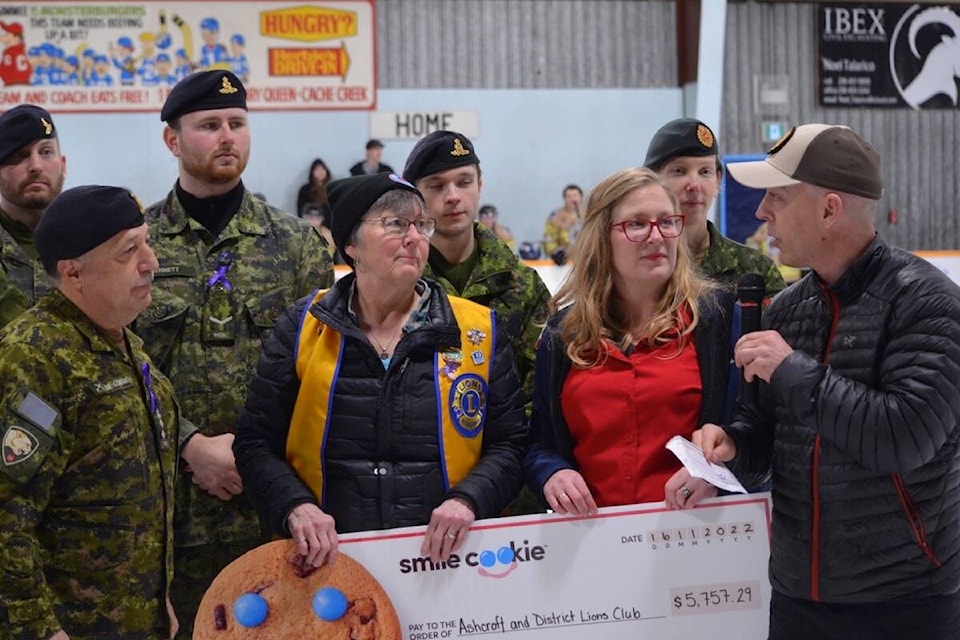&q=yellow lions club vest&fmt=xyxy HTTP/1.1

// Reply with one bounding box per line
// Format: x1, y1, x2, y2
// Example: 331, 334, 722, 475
286, 289, 495, 507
